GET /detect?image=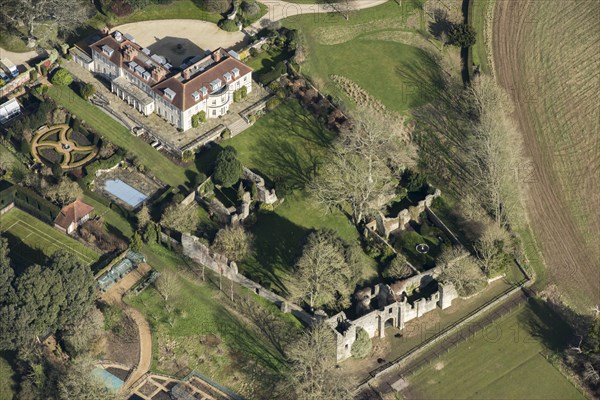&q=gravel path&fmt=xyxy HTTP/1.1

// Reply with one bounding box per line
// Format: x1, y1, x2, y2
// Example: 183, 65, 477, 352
0, 48, 39, 65
111, 0, 389, 51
